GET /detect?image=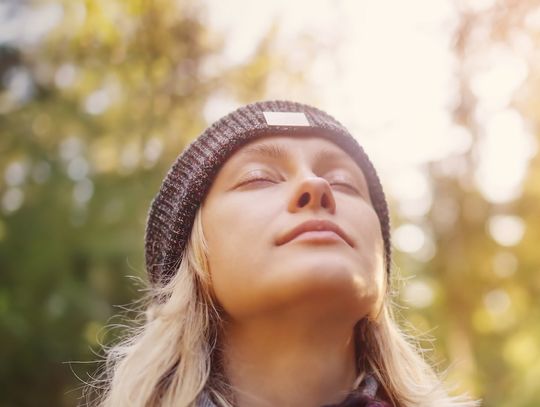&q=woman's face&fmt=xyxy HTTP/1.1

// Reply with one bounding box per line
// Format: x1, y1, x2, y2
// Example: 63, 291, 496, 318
201, 134, 385, 323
